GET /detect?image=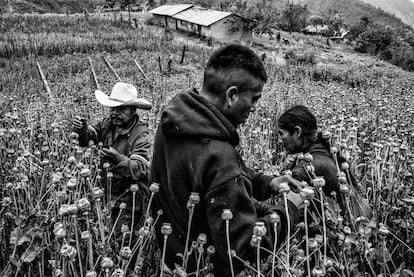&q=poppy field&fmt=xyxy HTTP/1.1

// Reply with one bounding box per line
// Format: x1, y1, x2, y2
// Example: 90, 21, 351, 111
0, 14, 414, 277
